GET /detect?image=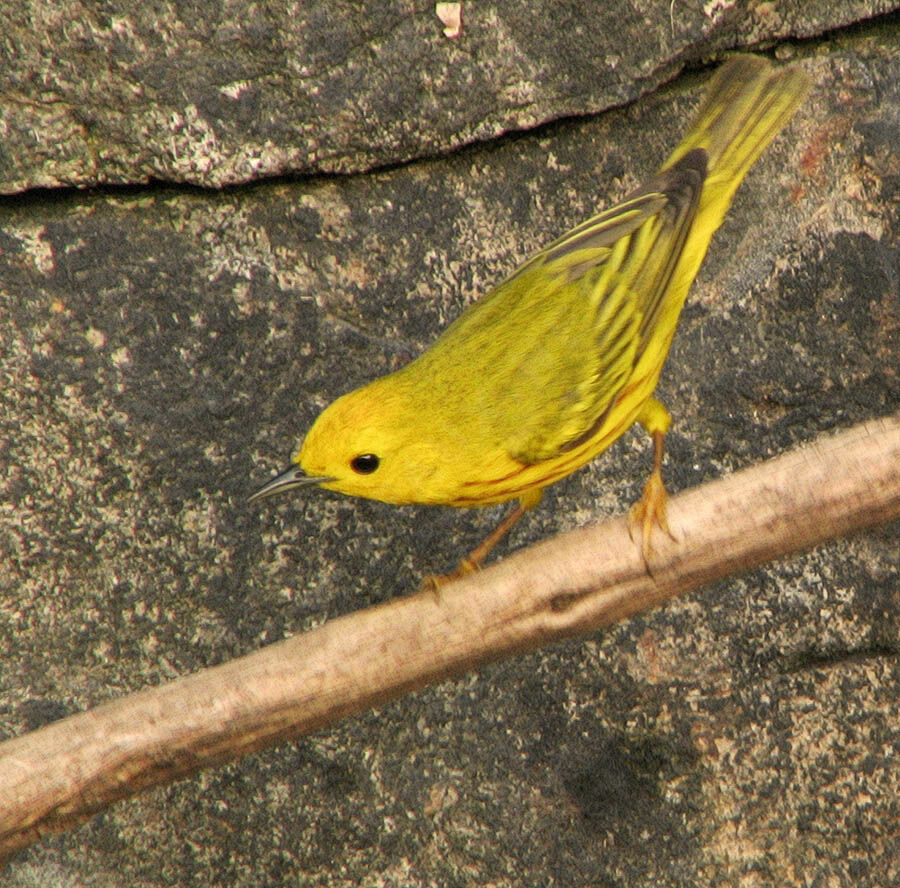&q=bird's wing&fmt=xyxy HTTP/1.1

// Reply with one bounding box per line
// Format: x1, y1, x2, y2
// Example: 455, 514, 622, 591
489, 149, 707, 463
